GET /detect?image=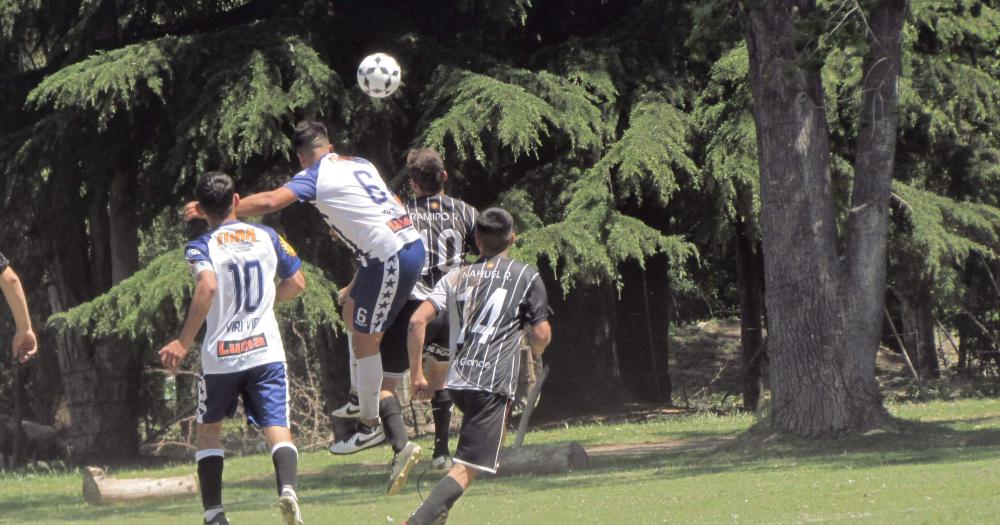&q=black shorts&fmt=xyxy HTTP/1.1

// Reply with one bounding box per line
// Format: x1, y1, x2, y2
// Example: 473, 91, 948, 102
381, 299, 450, 378
450, 389, 512, 474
